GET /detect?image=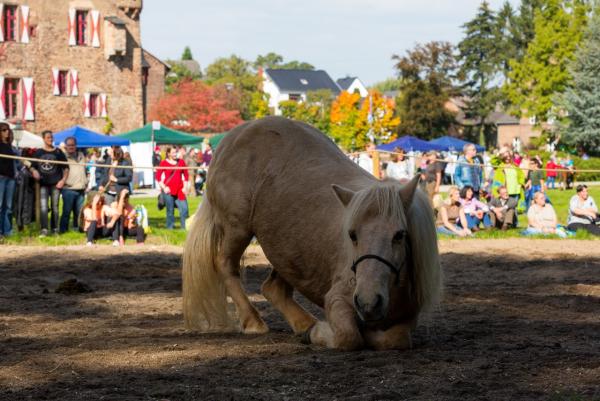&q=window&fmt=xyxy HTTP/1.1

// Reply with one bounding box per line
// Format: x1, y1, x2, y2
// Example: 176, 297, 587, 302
76, 10, 88, 45
289, 93, 301, 102
142, 67, 149, 87
3, 78, 20, 118
2, 5, 18, 42
89, 93, 99, 117
58, 70, 69, 95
